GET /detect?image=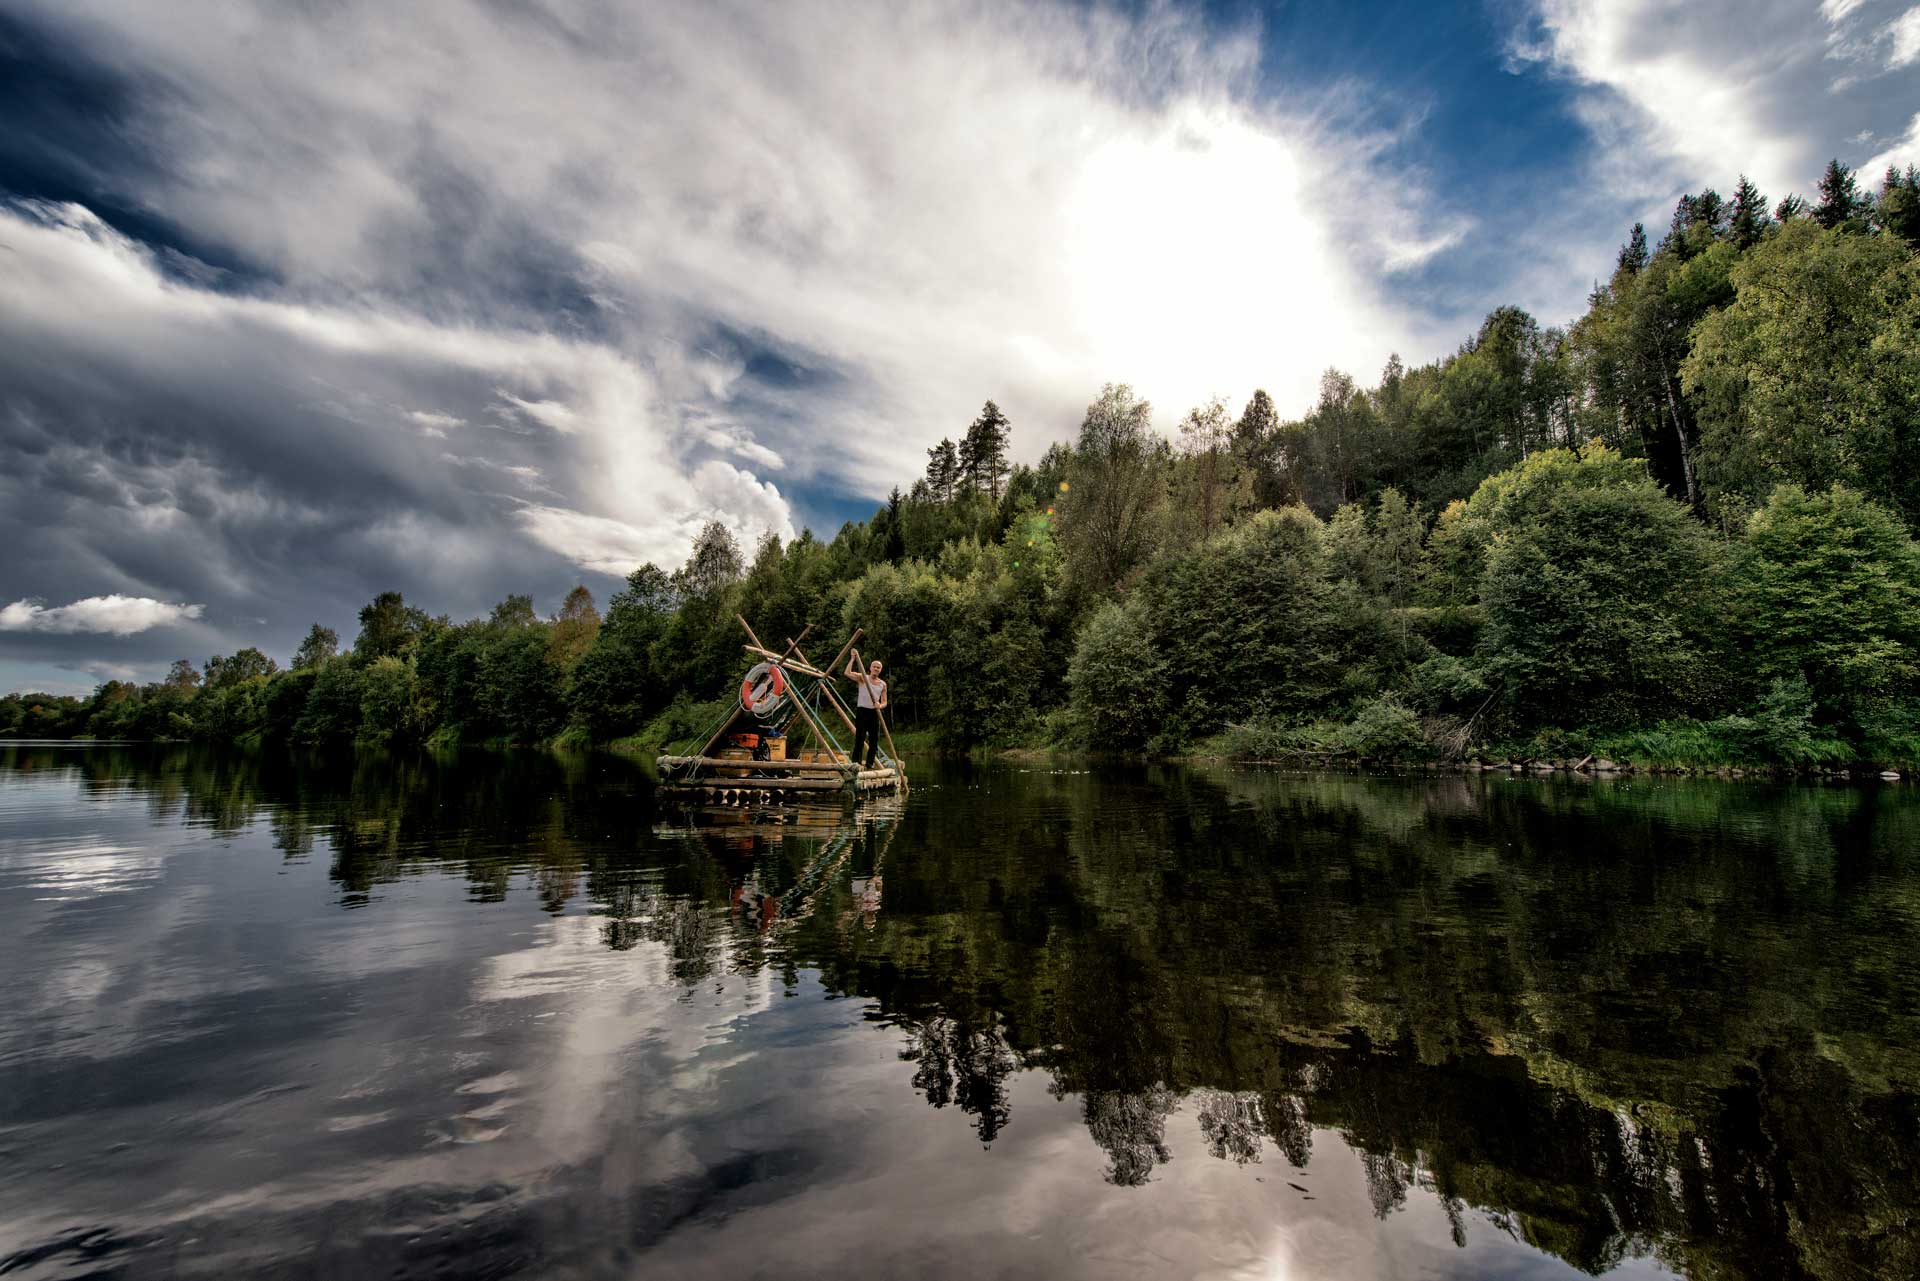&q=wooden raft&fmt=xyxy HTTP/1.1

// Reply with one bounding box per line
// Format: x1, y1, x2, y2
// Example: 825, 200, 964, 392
654, 618, 905, 802
655, 755, 902, 795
